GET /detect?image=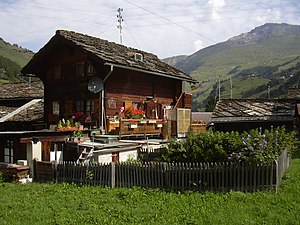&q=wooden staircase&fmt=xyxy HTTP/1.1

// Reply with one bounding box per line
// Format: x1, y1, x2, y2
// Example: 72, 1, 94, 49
76, 147, 94, 164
